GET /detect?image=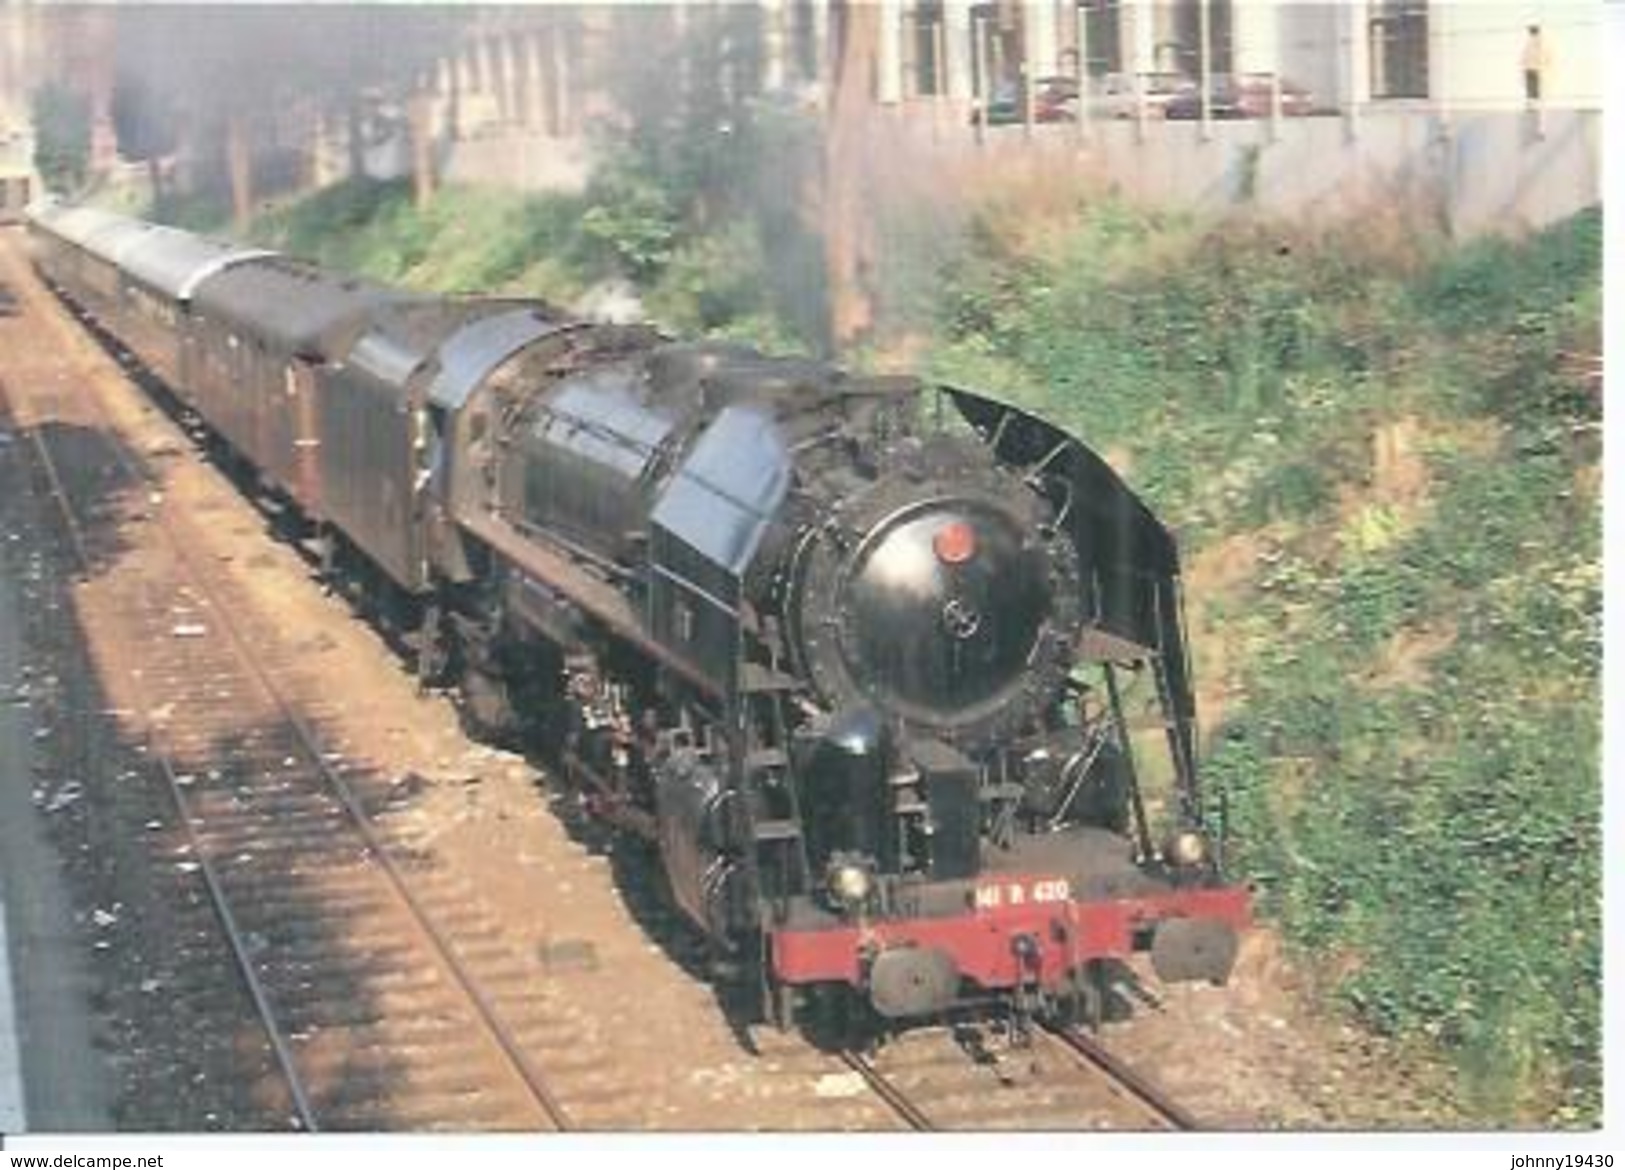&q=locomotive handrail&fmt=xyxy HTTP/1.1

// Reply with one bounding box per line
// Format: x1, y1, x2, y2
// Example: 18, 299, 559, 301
1104, 661, 1156, 862
1023, 435, 1073, 481
1036, 469, 1077, 533
1045, 722, 1114, 830
1150, 576, 1201, 824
